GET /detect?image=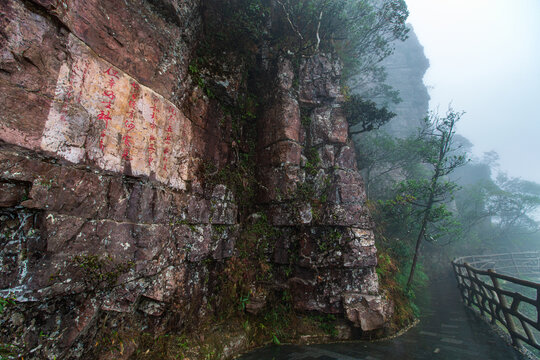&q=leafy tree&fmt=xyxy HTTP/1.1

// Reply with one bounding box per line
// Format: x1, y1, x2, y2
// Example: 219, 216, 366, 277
450, 158, 540, 254
200, 0, 409, 103
355, 111, 468, 290
202, 0, 409, 104
273, 0, 409, 85
202, 0, 271, 55
486, 175, 540, 240
354, 130, 427, 198
354, 132, 400, 197
345, 95, 396, 135
392, 110, 468, 288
